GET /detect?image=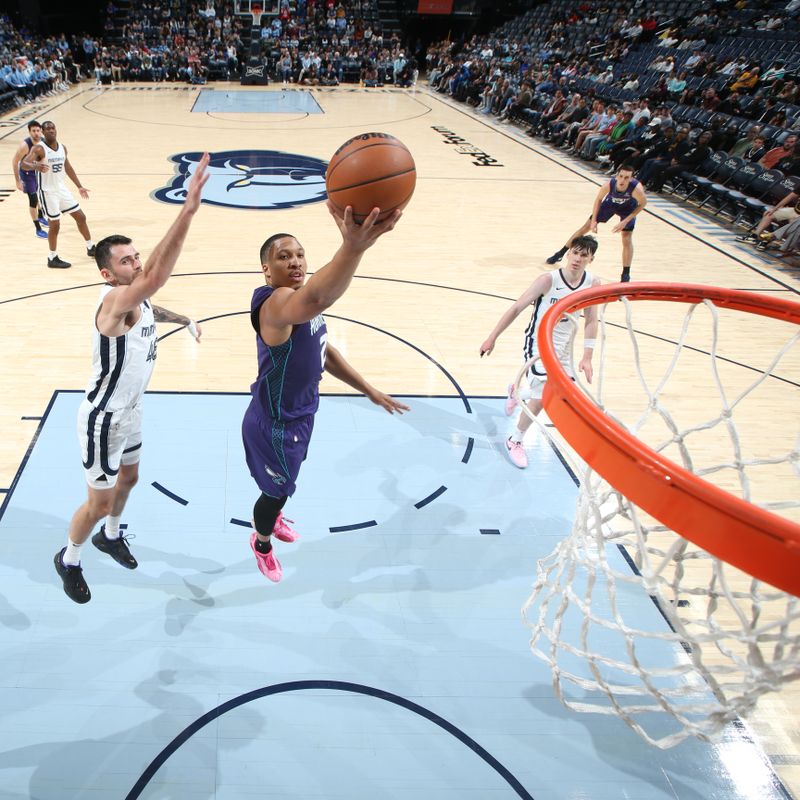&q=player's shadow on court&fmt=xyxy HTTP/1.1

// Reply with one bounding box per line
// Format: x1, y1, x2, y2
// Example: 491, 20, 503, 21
0, 670, 263, 800
520, 684, 725, 799
0, 592, 31, 630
